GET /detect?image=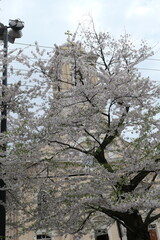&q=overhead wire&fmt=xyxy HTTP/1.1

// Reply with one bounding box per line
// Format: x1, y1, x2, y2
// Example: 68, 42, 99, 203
13, 42, 160, 61
9, 67, 160, 72
14, 42, 54, 49
1, 42, 160, 79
